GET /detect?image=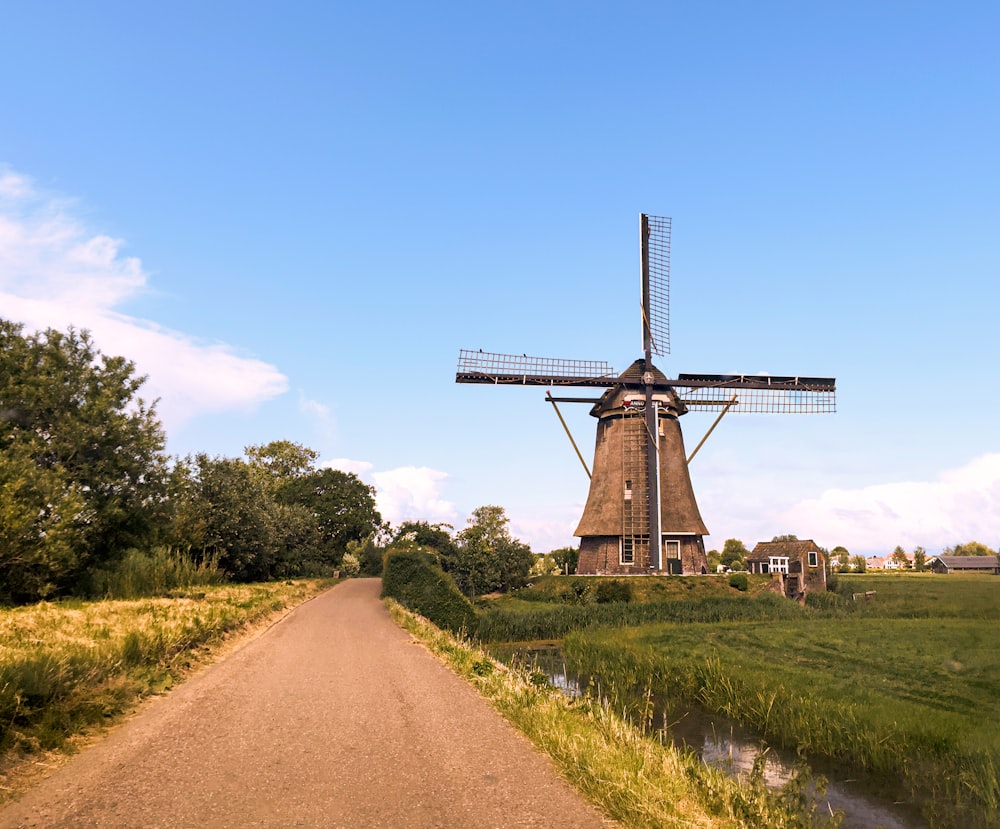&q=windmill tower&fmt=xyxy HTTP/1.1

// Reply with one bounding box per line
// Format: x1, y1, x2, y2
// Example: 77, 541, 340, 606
455, 215, 836, 575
